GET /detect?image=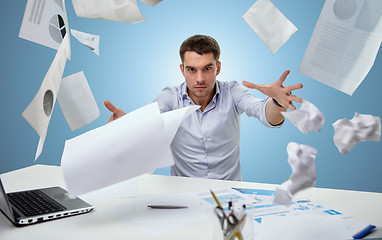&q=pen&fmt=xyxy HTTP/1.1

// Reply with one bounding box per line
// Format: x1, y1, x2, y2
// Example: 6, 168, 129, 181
210, 189, 222, 208
147, 205, 188, 209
